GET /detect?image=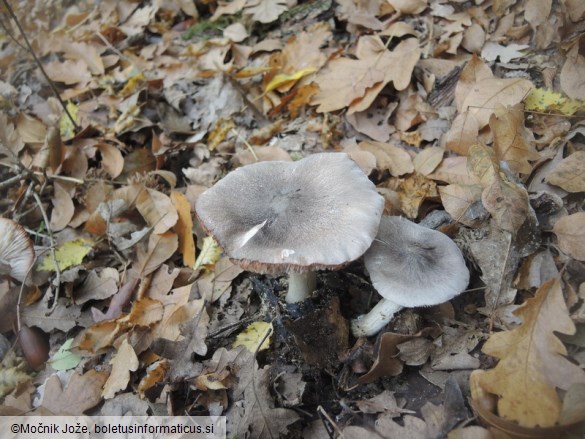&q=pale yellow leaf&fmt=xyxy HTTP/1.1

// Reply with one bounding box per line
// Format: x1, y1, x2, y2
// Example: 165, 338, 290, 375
233, 321, 273, 352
